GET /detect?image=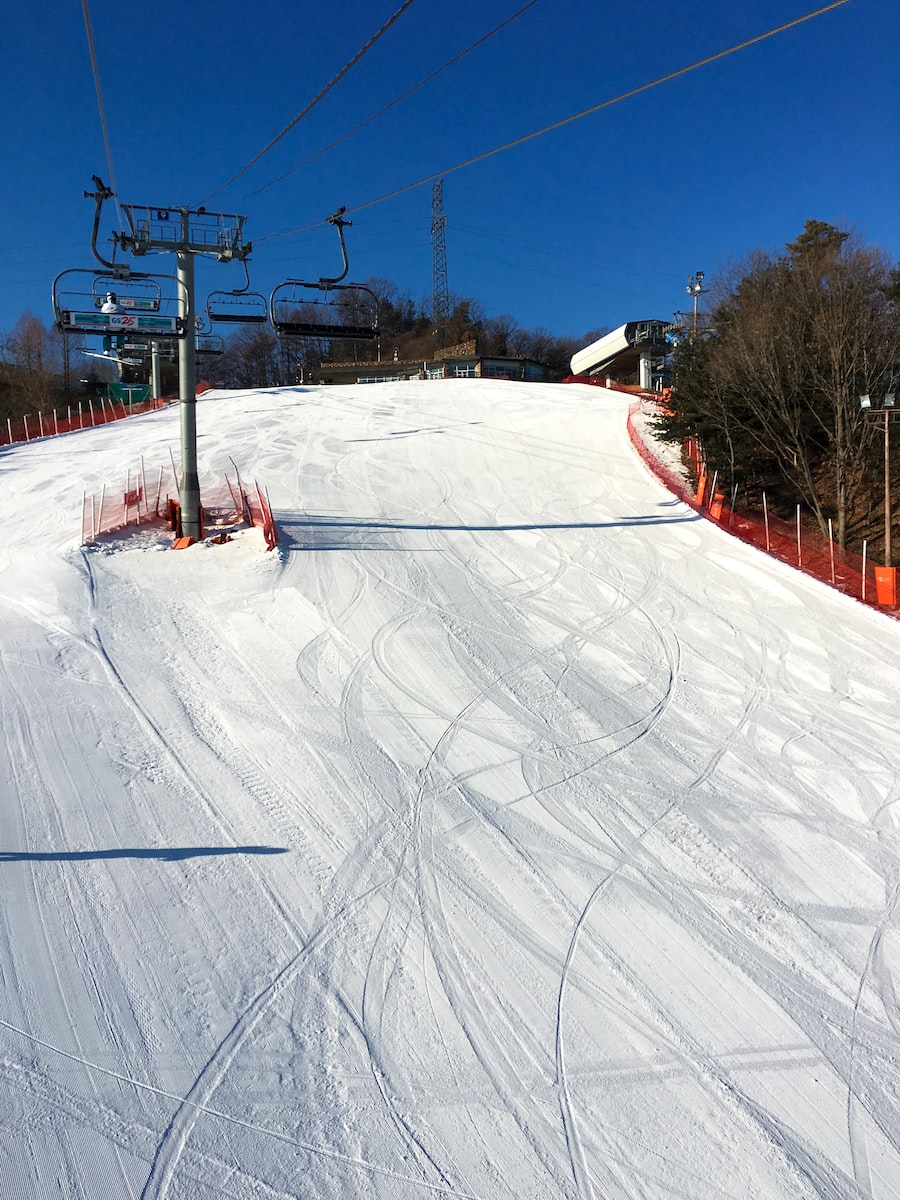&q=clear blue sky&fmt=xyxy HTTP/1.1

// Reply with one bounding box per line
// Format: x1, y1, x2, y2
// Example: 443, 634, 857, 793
2, 0, 898, 345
